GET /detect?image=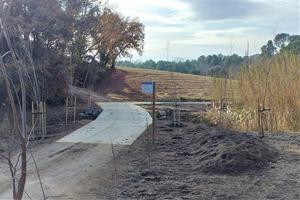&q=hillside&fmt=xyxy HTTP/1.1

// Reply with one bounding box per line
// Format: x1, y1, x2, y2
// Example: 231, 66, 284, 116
98, 67, 212, 101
